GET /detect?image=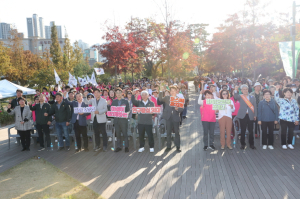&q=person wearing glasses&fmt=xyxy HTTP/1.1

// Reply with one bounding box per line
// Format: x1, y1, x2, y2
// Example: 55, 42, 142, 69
218, 89, 235, 150
257, 90, 279, 149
